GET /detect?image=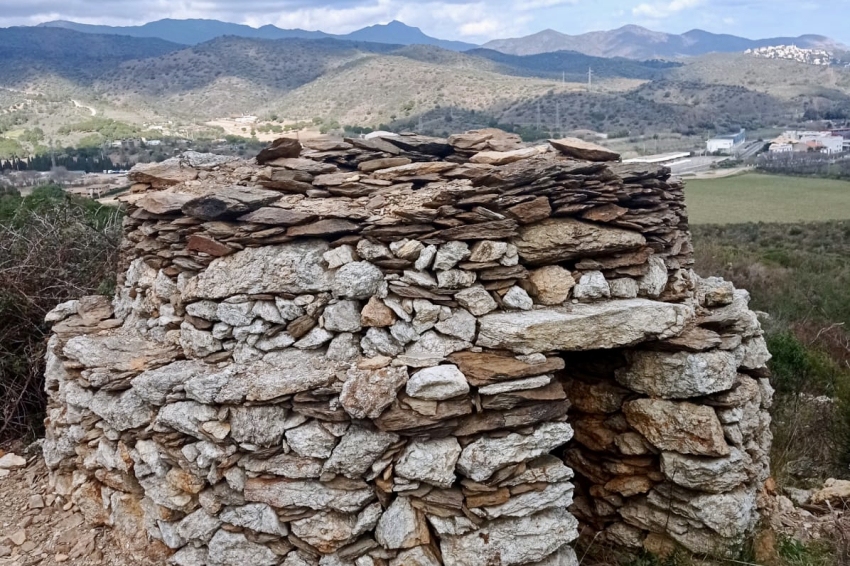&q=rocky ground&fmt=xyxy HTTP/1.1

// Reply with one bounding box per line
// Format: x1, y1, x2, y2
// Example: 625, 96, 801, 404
0, 448, 157, 566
